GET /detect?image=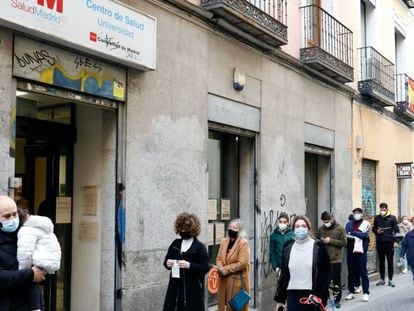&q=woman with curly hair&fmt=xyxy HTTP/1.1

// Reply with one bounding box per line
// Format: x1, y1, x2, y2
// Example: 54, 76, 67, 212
163, 212, 210, 311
